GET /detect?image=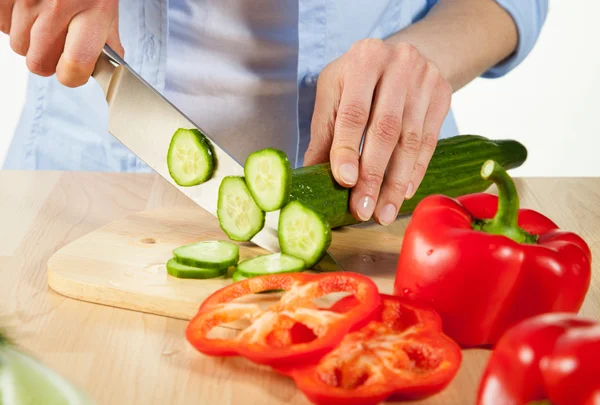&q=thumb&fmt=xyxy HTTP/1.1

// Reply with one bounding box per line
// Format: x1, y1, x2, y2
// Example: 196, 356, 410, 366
106, 16, 124, 58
